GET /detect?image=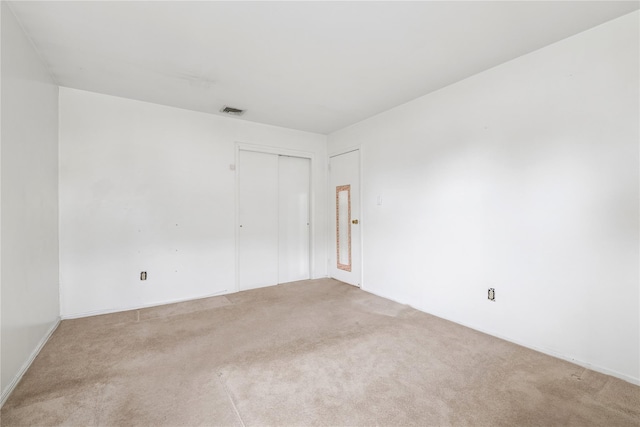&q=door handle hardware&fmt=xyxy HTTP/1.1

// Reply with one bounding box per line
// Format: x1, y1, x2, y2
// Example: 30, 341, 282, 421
352, 219, 359, 224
